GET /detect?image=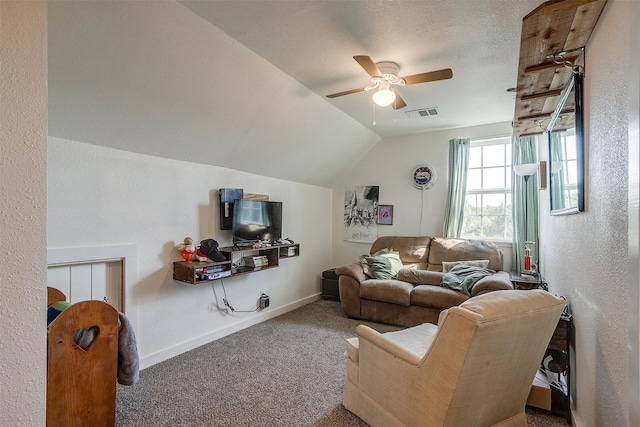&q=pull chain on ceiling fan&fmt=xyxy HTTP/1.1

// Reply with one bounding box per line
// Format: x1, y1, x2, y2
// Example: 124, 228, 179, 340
326, 55, 453, 110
